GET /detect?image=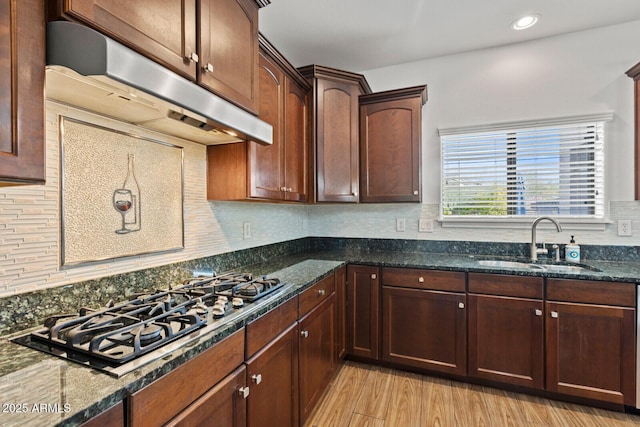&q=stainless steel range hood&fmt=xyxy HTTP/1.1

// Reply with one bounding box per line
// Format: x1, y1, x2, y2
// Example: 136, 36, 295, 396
46, 21, 272, 145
